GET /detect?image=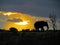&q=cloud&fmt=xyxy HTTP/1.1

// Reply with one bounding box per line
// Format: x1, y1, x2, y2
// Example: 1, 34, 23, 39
0, 11, 60, 29
7, 18, 22, 22
0, 14, 7, 19
0, 0, 60, 18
